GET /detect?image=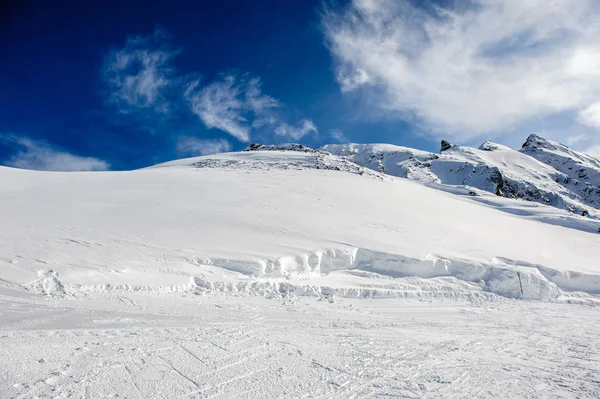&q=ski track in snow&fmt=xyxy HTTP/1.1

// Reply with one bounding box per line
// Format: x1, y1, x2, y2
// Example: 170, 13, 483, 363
1, 291, 599, 399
